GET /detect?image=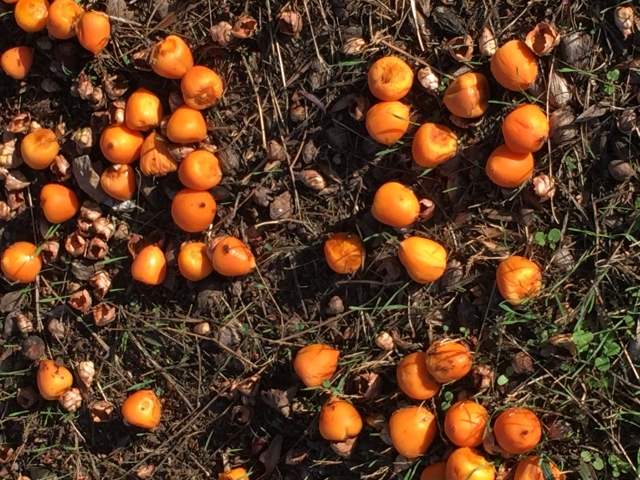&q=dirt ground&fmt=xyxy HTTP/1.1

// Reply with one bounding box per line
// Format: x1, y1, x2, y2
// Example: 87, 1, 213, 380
1, 0, 640, 479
